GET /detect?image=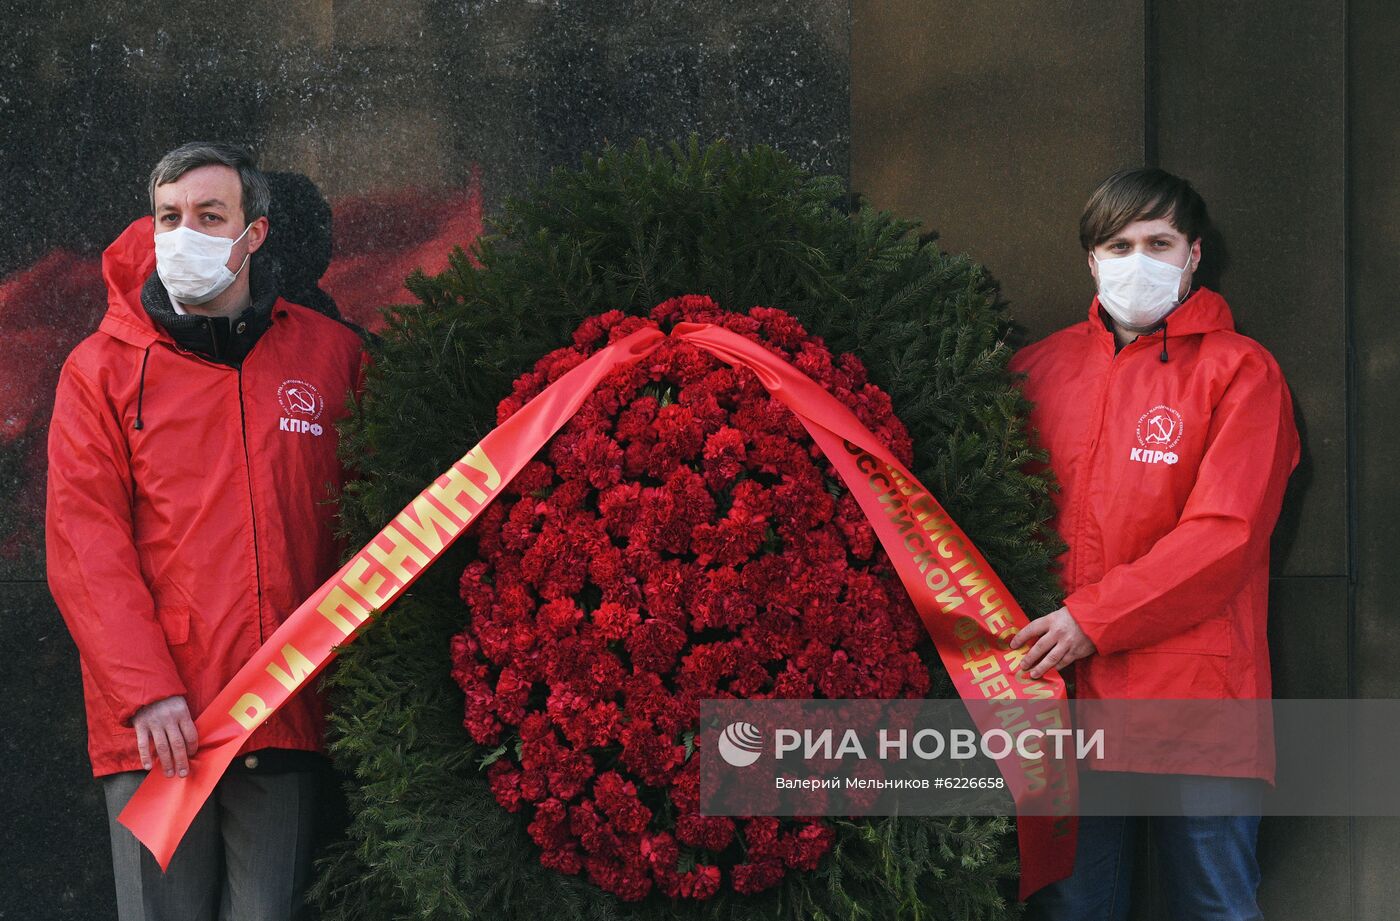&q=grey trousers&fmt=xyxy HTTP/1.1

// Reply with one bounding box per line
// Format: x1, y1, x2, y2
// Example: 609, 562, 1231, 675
102, 768, 319, 921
